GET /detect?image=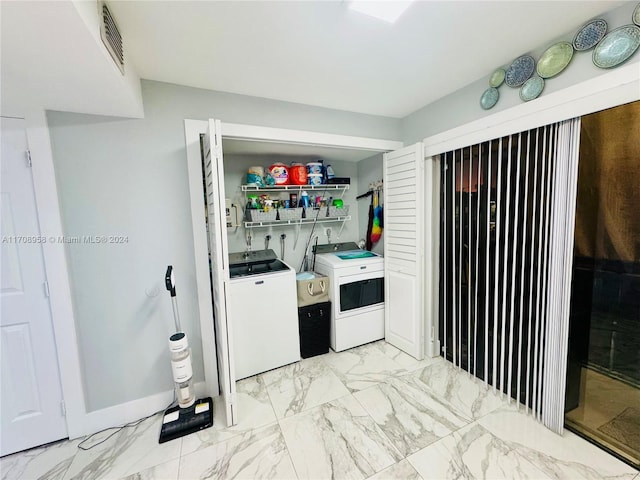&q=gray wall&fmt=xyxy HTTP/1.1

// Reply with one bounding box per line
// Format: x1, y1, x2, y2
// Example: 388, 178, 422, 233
356, 153, 385, 256
47, 80, 400, 411
401, 1, 640, 144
